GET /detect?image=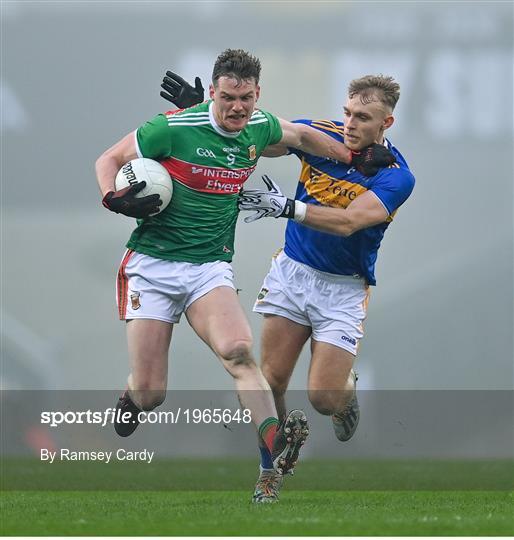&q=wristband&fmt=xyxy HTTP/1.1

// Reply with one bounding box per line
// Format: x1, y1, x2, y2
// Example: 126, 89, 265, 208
293, 201, 307, 223
281, 198, 296, 219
